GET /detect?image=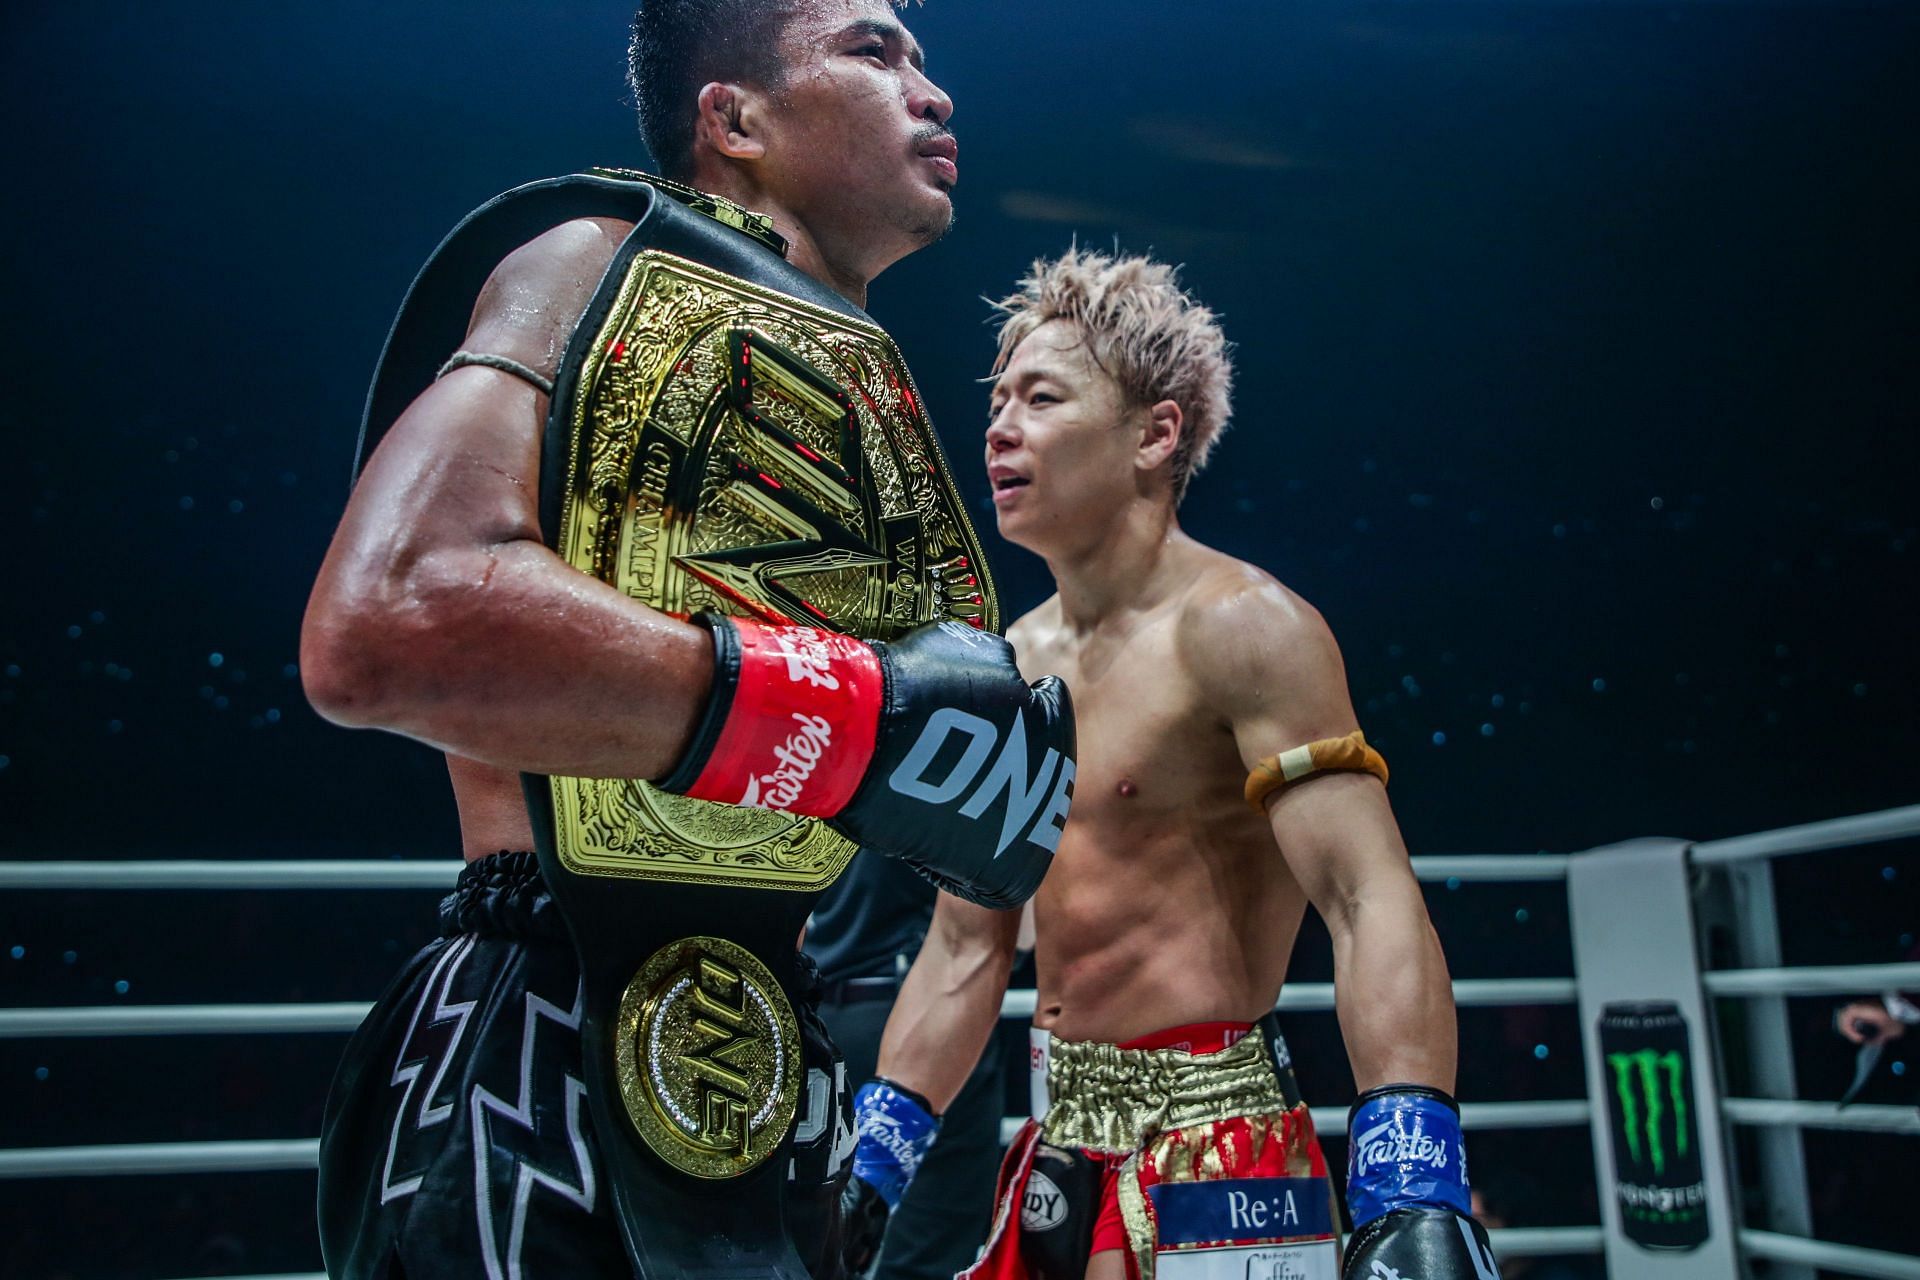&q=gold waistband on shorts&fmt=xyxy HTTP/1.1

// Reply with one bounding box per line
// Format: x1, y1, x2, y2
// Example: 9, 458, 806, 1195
1041, 1028, 1294, 1153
